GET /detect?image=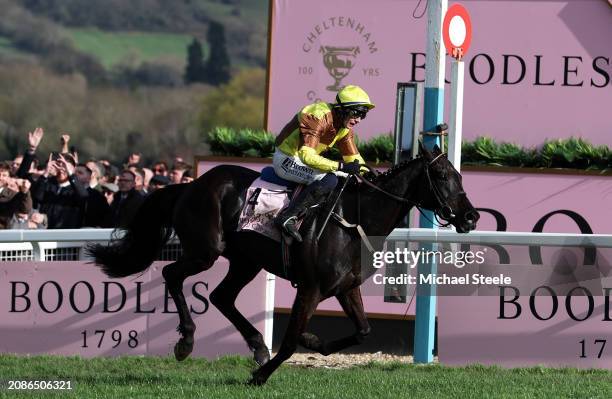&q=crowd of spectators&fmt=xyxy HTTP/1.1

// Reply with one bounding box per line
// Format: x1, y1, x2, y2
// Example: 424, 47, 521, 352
0, 128, 195, 230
